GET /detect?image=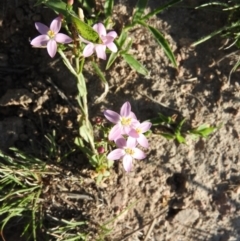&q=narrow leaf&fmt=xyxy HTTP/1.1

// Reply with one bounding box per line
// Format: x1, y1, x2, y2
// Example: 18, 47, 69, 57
43, 0, 70, 16
106, 52, 118, 70
160, 133, 175, 140
91, 62, 109, 103
82, 0, 96, 13
147, 25, 177, 68
195, 2, 228, 9
176, 134, 186, 143
79, 124, 90, 143
191, 28, 225, 46
122, 53, 148, 75
142, 0, 182, 20
117, 30, 128, 48
132, 0, 149, 23
104, 0, 114, 18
